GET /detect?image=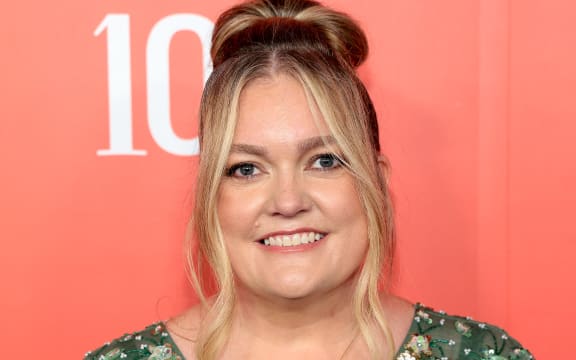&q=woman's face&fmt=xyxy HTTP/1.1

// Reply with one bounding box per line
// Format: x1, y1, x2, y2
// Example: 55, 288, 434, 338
217, 74, 368, 301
